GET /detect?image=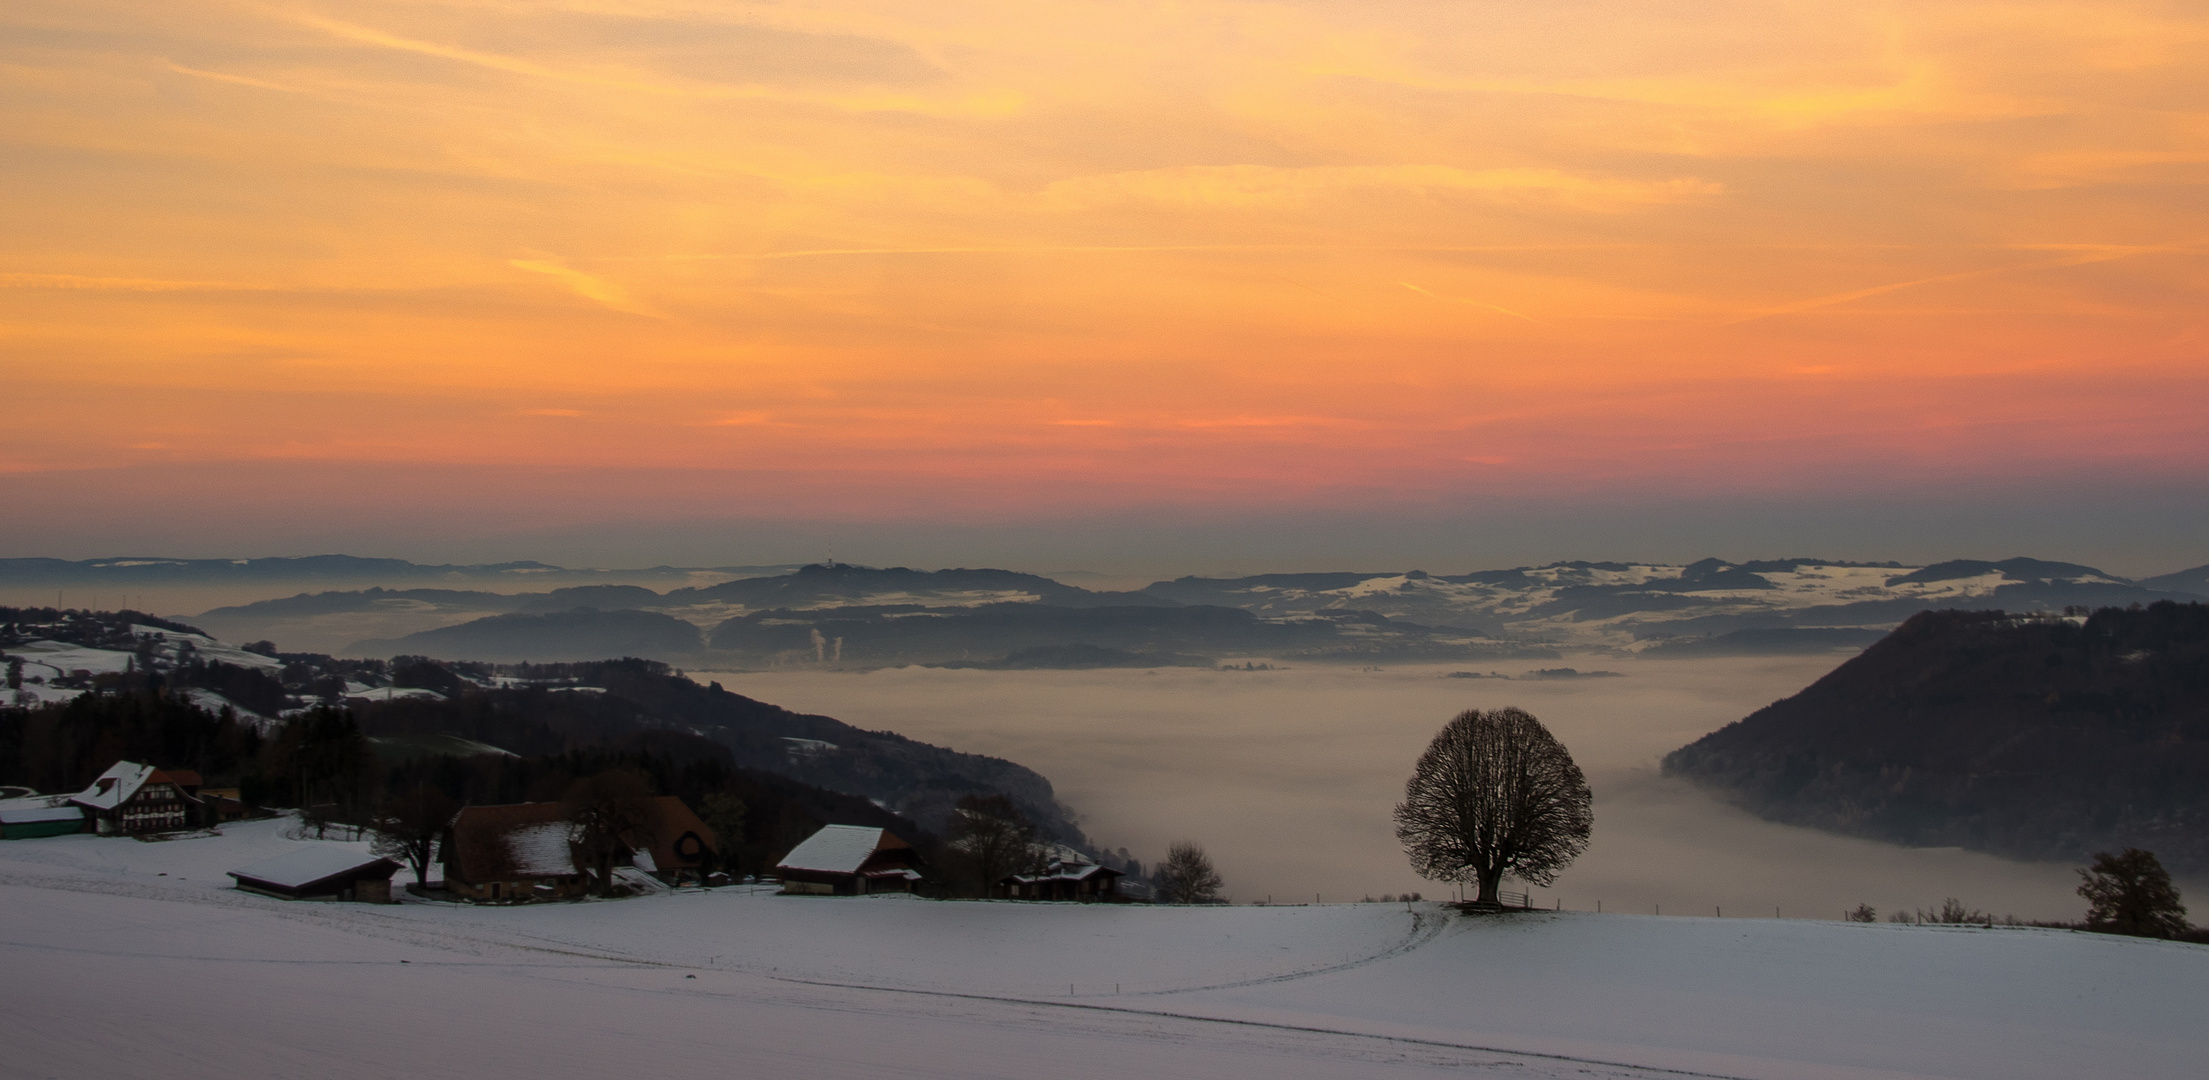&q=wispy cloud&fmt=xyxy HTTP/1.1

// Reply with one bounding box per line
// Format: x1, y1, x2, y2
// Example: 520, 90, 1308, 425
1041, 165, 1722, 213
1399, 282, 1542, 324
508, 259, 657, 316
